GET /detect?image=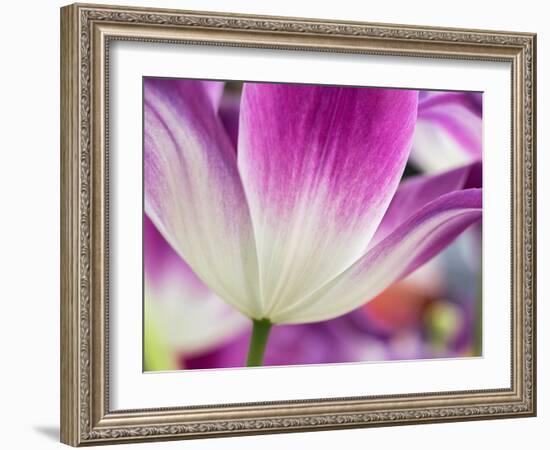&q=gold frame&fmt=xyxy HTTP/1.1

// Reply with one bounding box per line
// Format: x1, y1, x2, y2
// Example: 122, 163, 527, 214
60, 2, 537, 446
